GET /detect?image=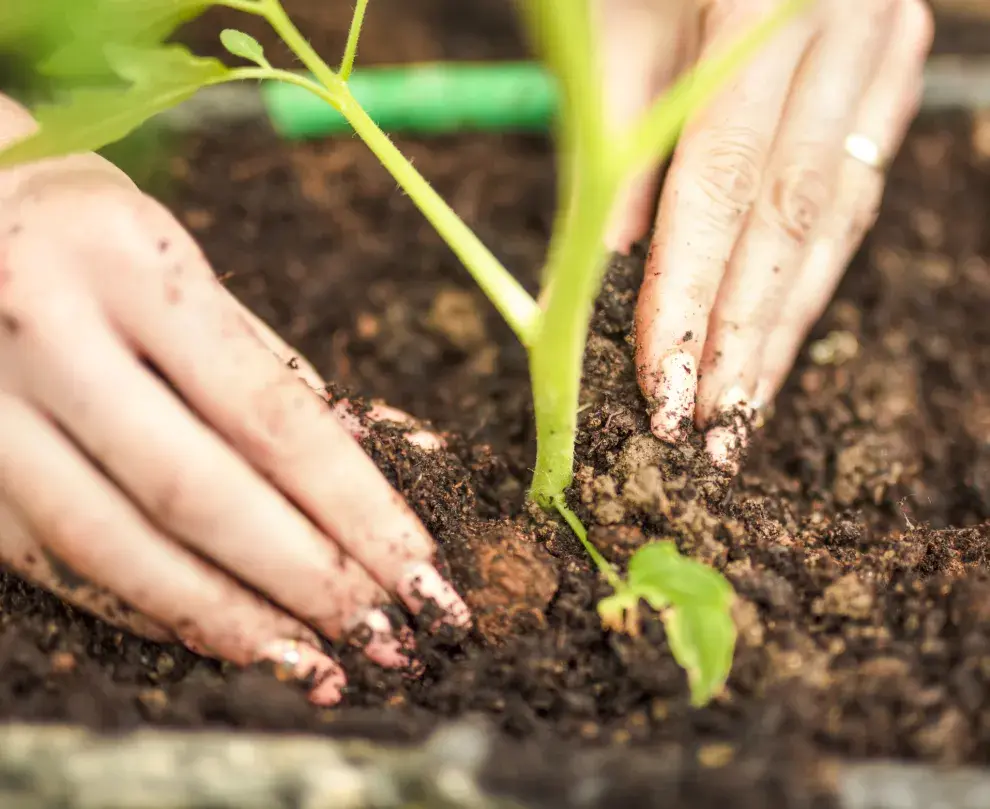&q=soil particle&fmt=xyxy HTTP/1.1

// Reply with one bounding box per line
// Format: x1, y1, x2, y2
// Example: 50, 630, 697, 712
445, 520, 559, 644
